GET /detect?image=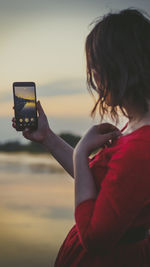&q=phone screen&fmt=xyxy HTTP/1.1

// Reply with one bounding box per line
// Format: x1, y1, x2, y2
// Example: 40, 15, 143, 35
13, 82, 38, 131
